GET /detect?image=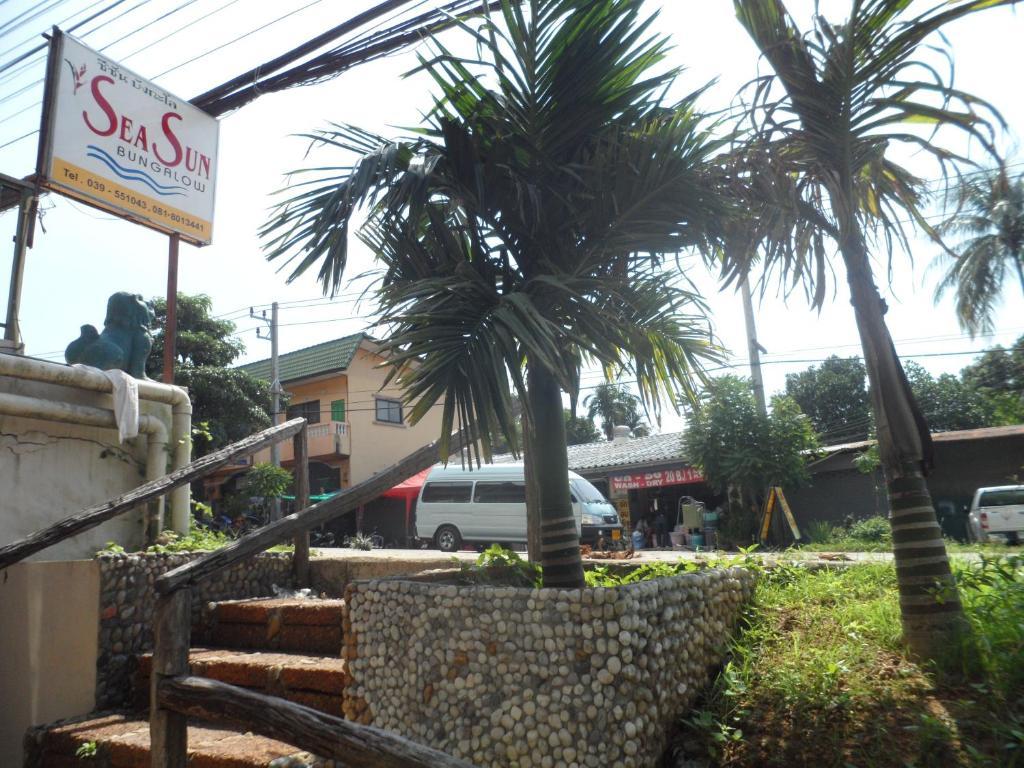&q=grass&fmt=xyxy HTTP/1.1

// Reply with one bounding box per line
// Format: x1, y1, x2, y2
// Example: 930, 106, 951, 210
791, 515, 1015, 556
677, 557, 1024, 768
